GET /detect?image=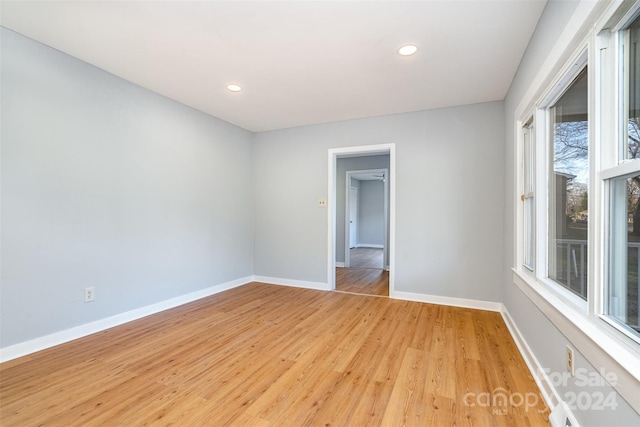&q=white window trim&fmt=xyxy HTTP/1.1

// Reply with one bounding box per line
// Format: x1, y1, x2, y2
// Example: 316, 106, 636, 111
517, 116, 537, 273
599, 313, 640, 346
600, 158, 640, 180
523, 119, 536, 271
512, 0, 640, 414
